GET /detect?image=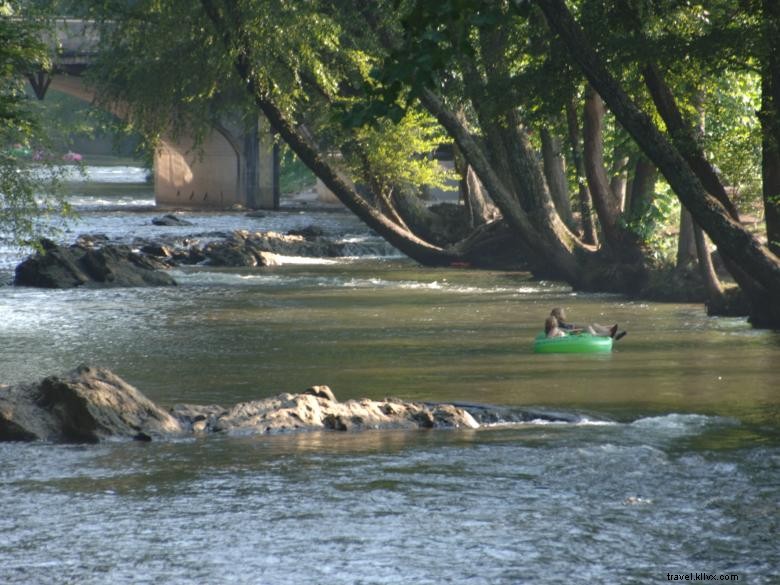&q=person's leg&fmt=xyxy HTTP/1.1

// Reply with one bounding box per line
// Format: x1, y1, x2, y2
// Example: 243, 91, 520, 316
590, 323, 618, 337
